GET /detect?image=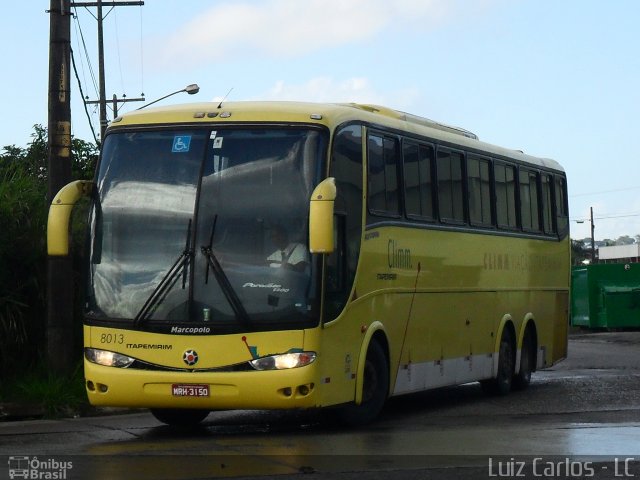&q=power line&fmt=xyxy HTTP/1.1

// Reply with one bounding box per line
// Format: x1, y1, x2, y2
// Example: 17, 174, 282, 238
72, 1, 145, 139
72, 6, 99, 98
112, 7, 126, 98
70, 48, 100, 144
572, 212, 640, 222
71, 11, 100, 141
139, 4, 144, 96
595, 213, 640, 220
570, 186, 640, 198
